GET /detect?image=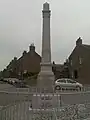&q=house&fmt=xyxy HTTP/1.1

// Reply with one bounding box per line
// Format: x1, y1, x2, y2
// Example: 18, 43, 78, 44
2, 44, 69, 81
4, 44, 41, 79
17, 44, 41, 76
52, 61, 69, 80
68, 37, 90, 84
